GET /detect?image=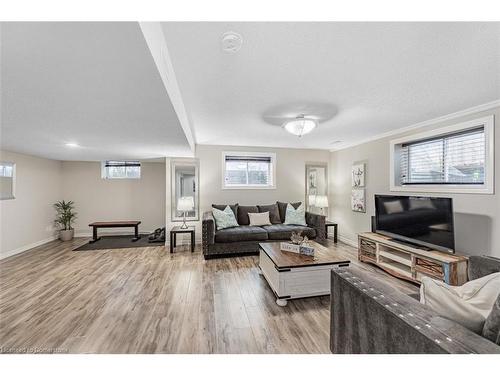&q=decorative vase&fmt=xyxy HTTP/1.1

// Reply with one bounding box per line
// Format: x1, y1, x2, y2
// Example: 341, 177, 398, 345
59, 229, 74, 241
